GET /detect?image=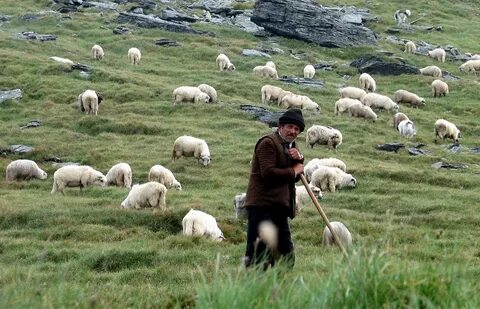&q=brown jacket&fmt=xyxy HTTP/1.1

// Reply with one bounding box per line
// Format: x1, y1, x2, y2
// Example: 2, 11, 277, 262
245, 132, 303, 218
